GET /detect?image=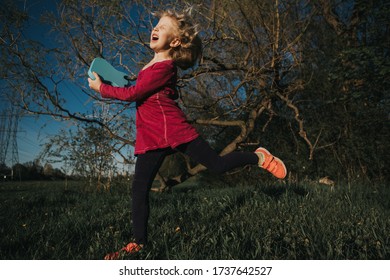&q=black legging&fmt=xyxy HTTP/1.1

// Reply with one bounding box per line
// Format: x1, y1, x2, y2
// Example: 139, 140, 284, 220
131, 136, 258, 244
